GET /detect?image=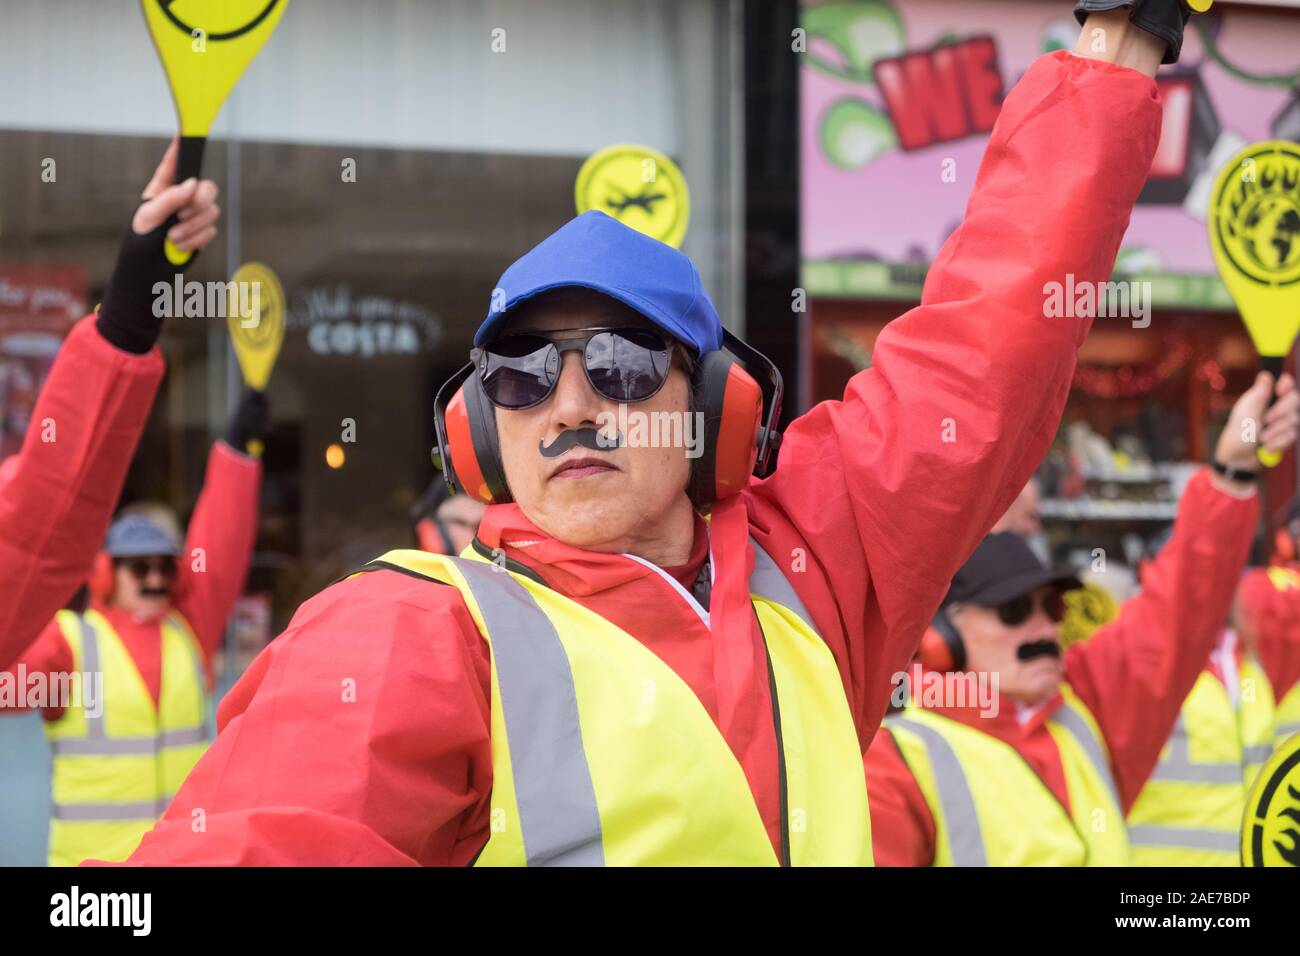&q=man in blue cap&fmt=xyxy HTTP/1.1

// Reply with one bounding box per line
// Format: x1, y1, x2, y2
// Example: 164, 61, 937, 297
120, 7, 1206, 865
